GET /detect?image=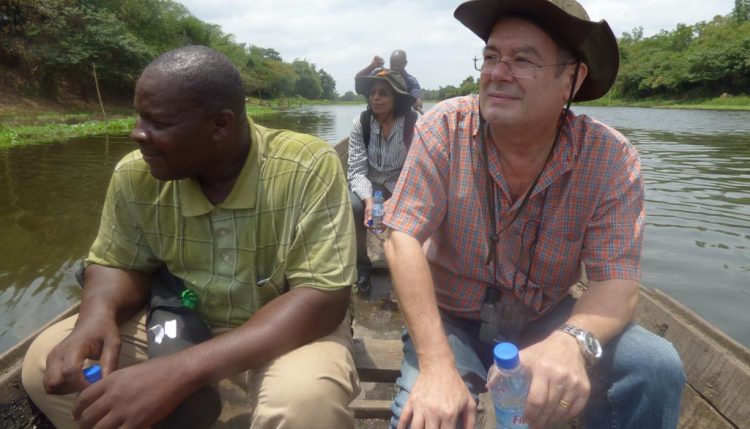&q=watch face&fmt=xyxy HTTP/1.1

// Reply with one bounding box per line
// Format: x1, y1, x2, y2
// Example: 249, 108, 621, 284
584, 332, 603, 359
